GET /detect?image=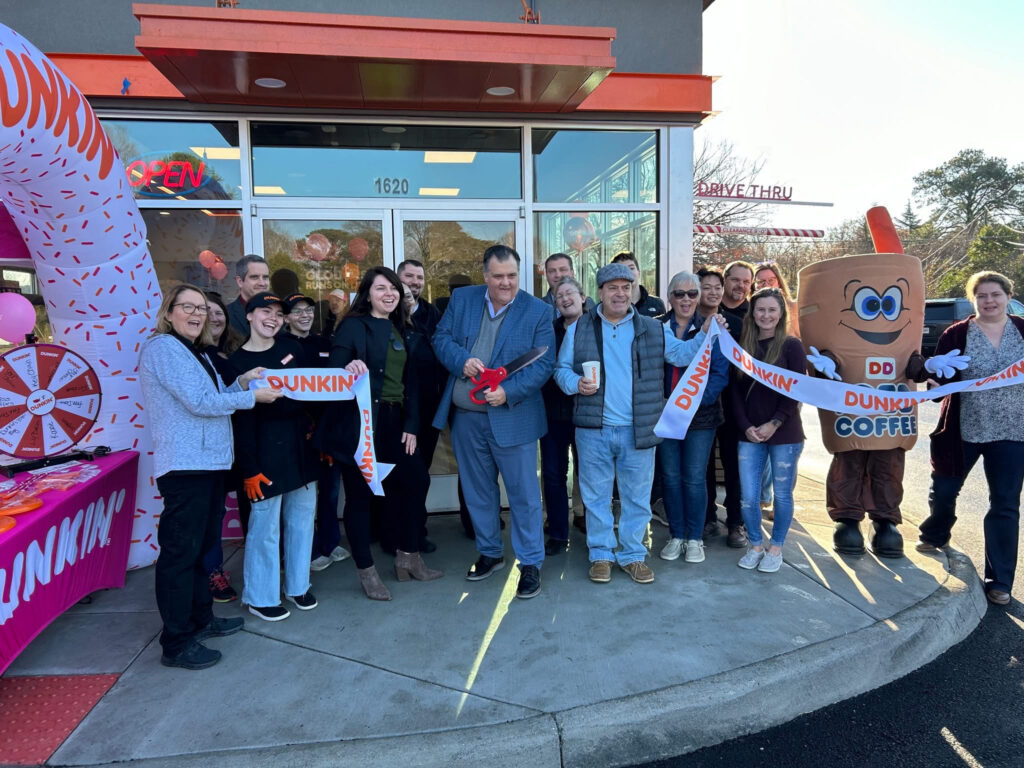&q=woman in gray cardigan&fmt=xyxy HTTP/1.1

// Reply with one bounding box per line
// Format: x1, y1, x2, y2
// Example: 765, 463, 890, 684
140, 283, 281, 670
